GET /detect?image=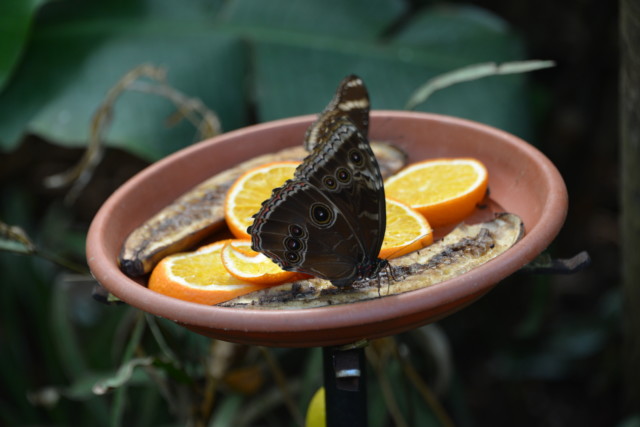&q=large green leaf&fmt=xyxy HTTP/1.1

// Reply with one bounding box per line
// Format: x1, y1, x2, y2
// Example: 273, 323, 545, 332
0, 0, 535, 161
0, 0, 242, 161
31, 34, 245, 161
218, 0, 407, 40
244, 4, 531, 137
0, 0, 51, 91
